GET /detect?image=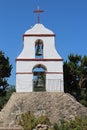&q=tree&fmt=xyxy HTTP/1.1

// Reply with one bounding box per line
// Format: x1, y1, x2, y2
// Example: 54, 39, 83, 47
64, 54, 87, 106
0, 85, 15, 110
79, 56, 87, 88
0, 51, 12, 96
